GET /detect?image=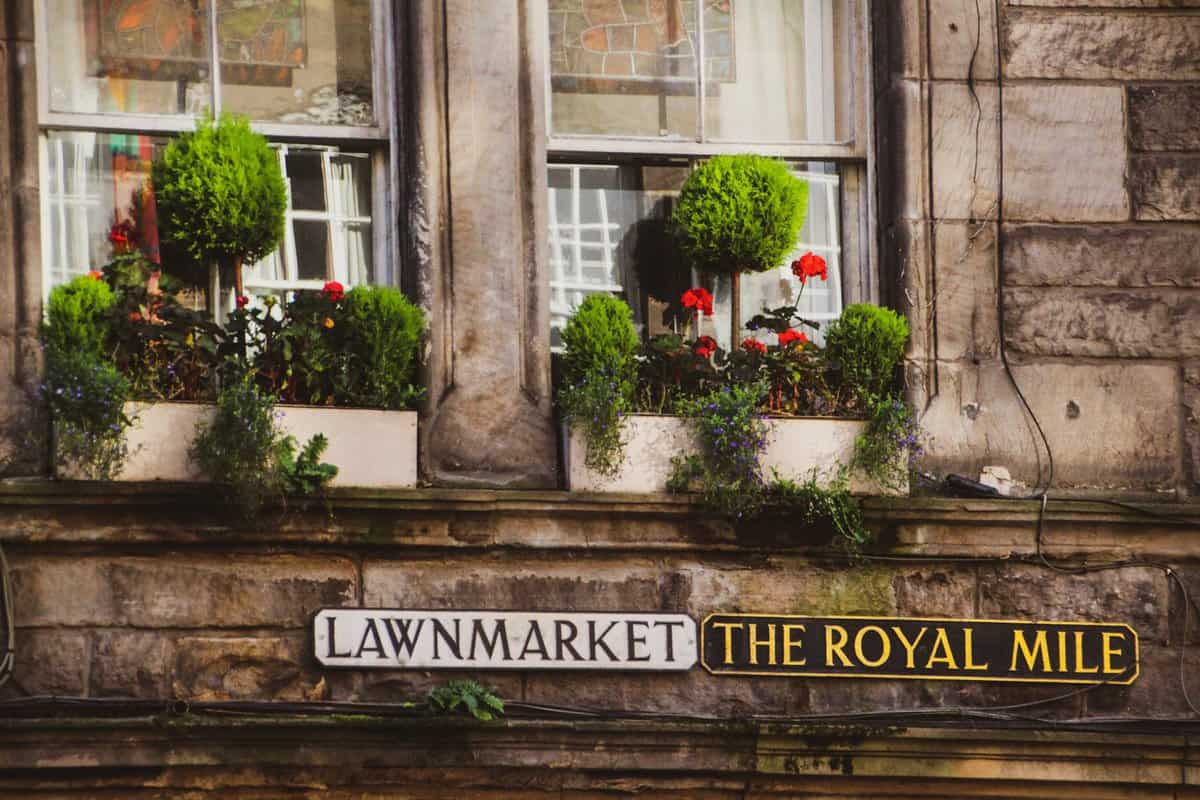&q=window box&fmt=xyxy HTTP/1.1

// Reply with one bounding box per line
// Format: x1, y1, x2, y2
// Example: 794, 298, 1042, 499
56, 402, 417, 489
563, 415, 904, 497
